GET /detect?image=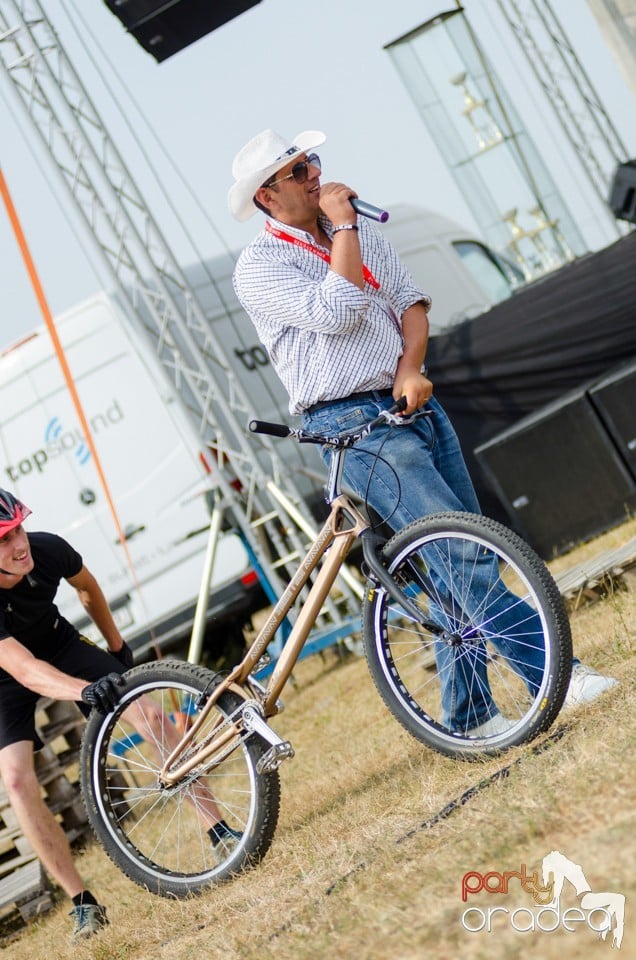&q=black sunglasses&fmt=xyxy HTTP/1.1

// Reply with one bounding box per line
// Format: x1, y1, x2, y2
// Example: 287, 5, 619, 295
265, 153, 321, 188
